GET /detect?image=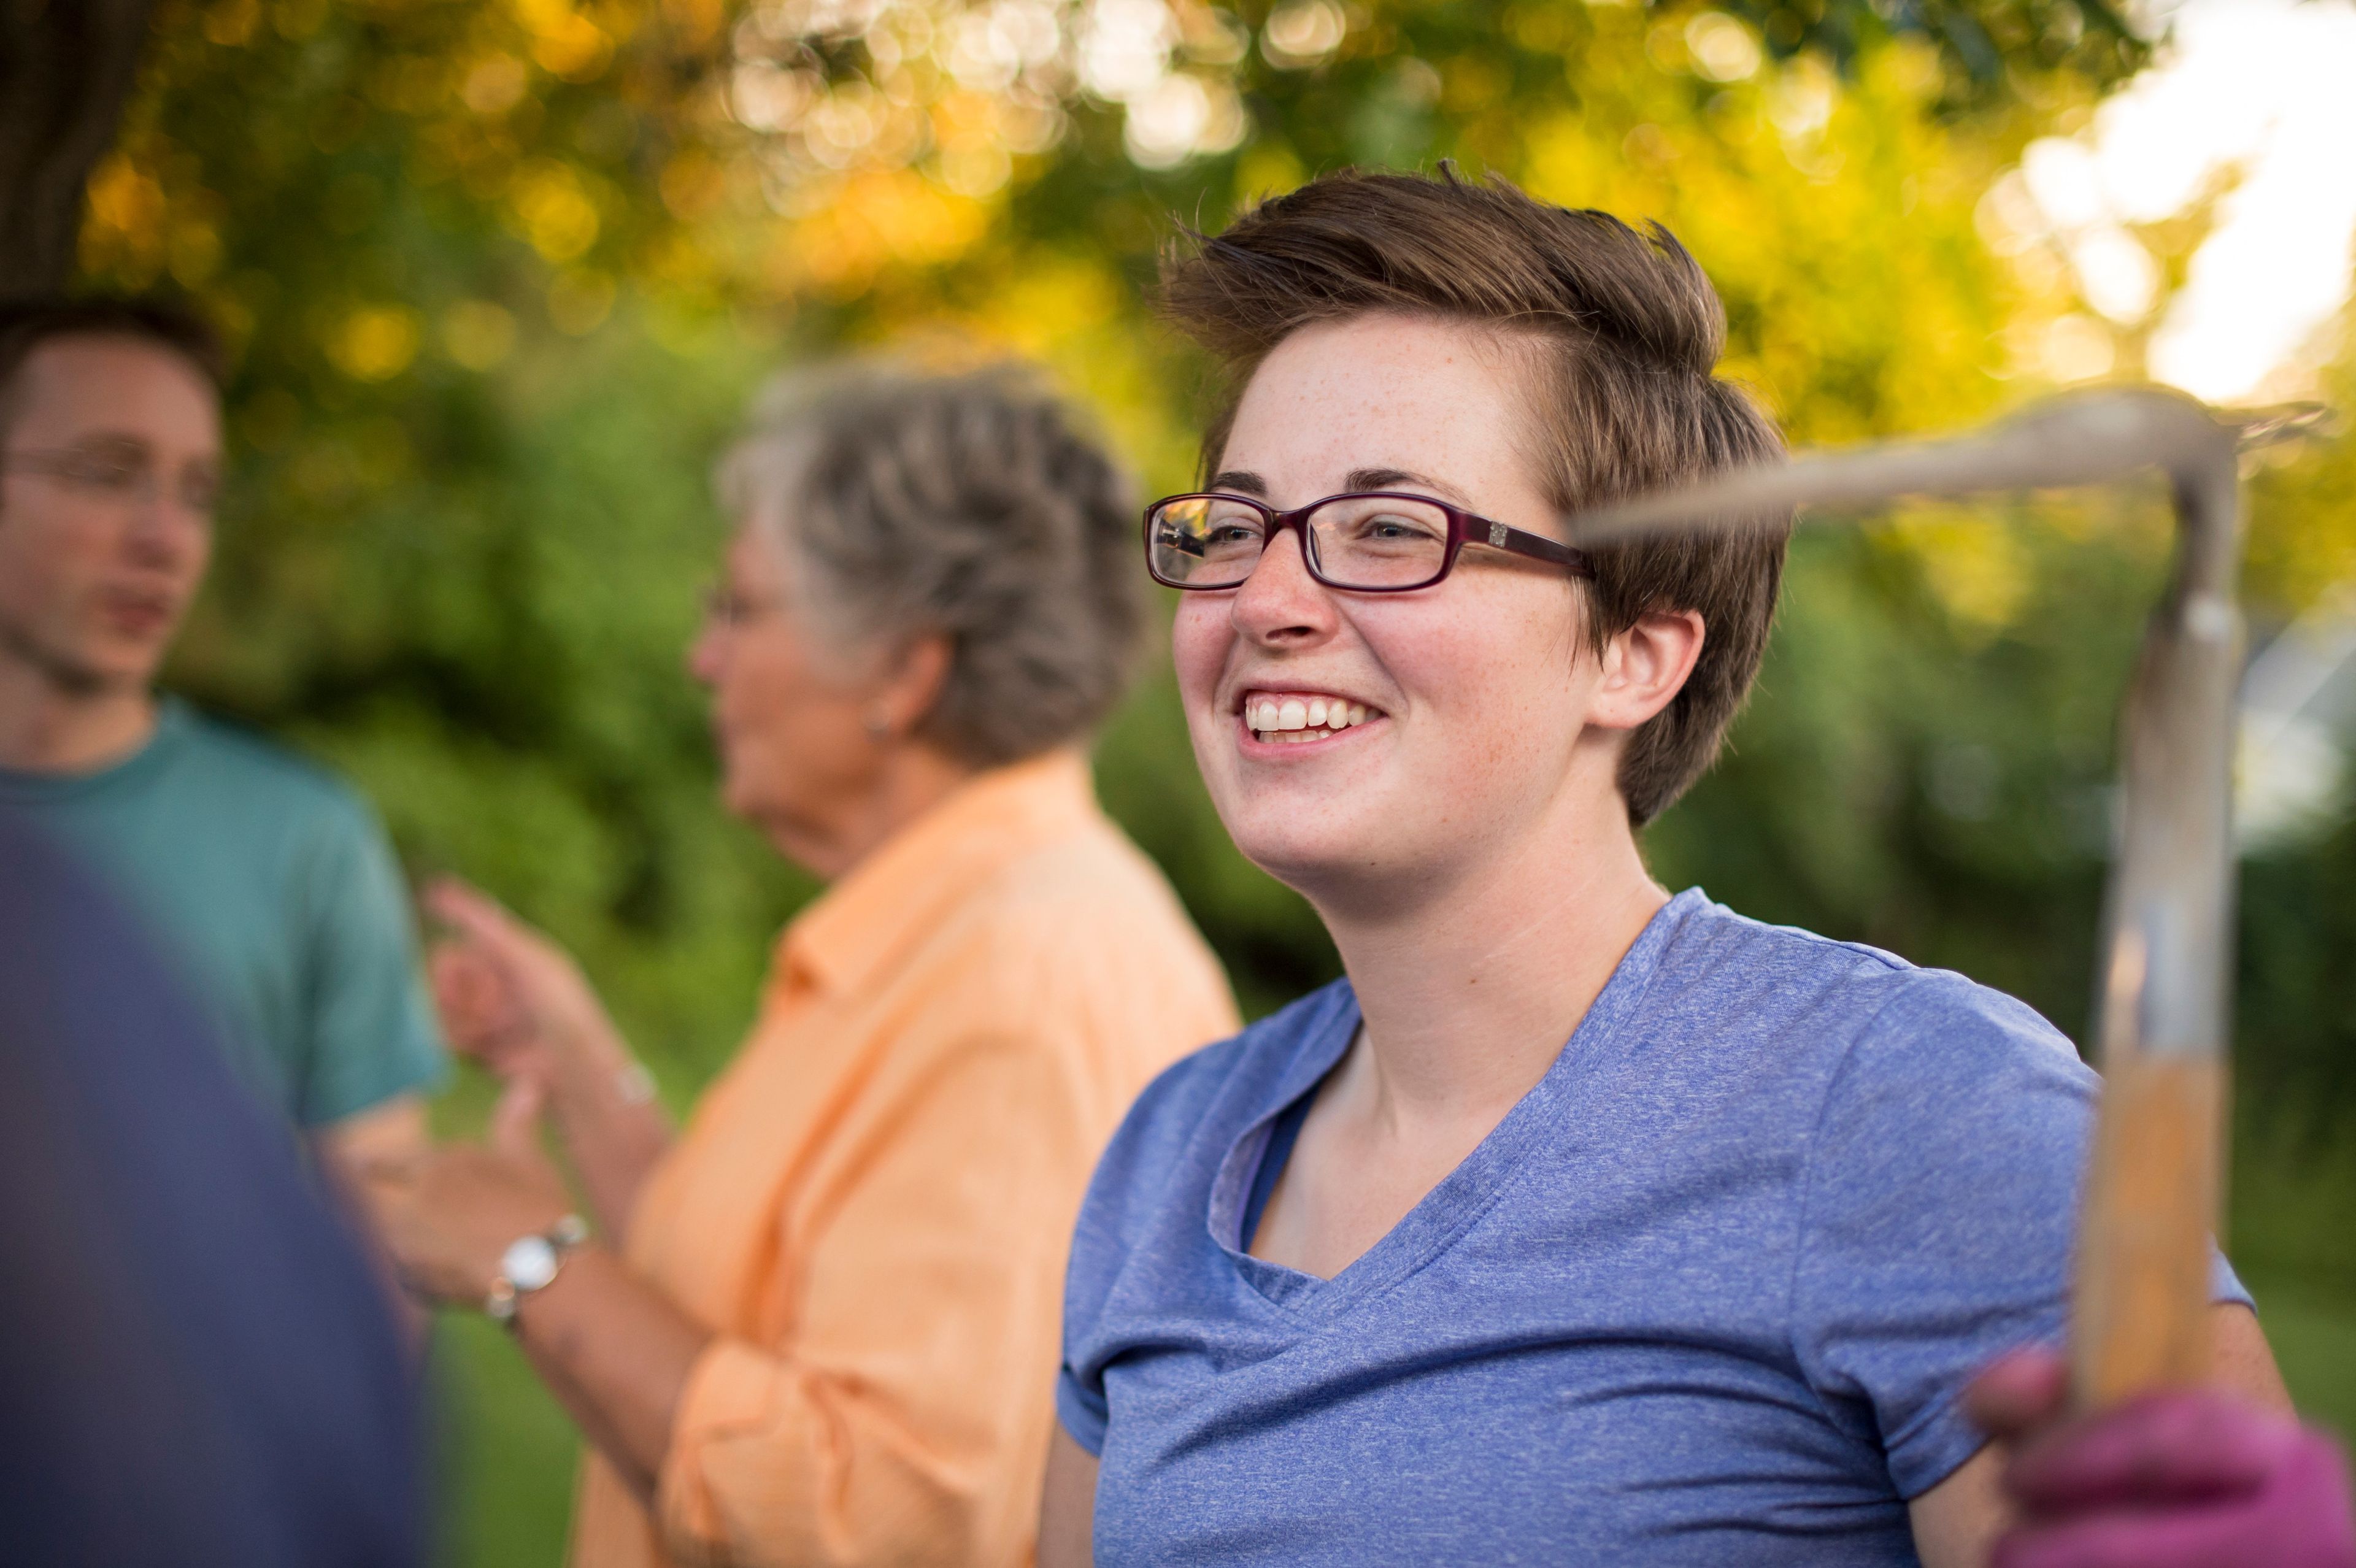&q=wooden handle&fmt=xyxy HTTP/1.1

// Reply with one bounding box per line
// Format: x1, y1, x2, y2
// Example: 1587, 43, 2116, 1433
2071, 1046, 2221, 1407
